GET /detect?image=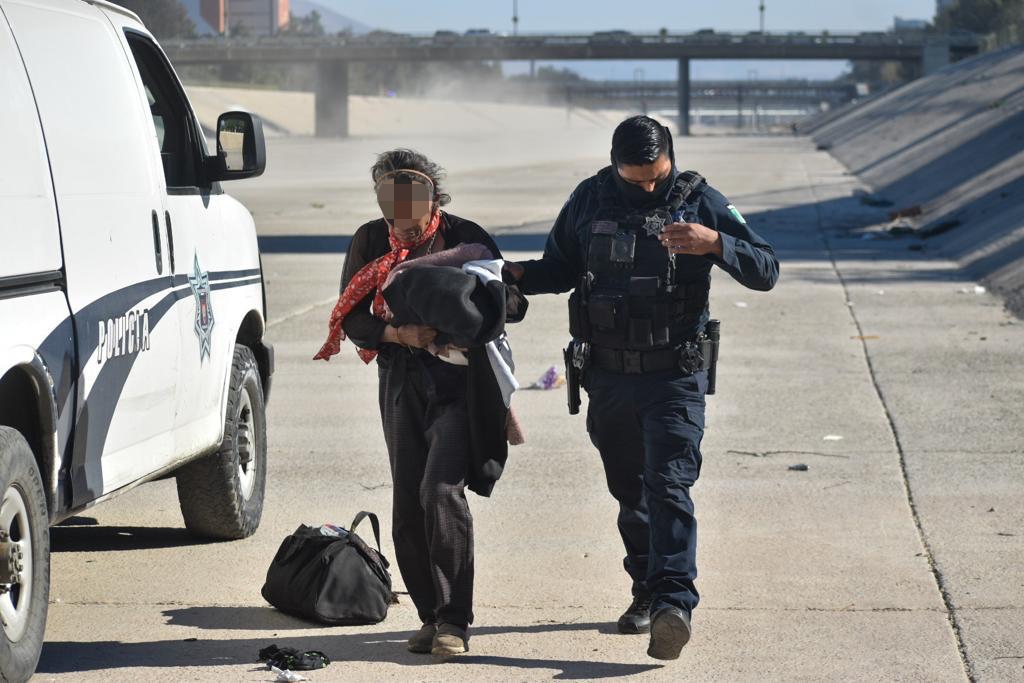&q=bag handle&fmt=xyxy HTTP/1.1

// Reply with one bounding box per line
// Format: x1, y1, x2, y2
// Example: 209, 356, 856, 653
350, 511, 382, 553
